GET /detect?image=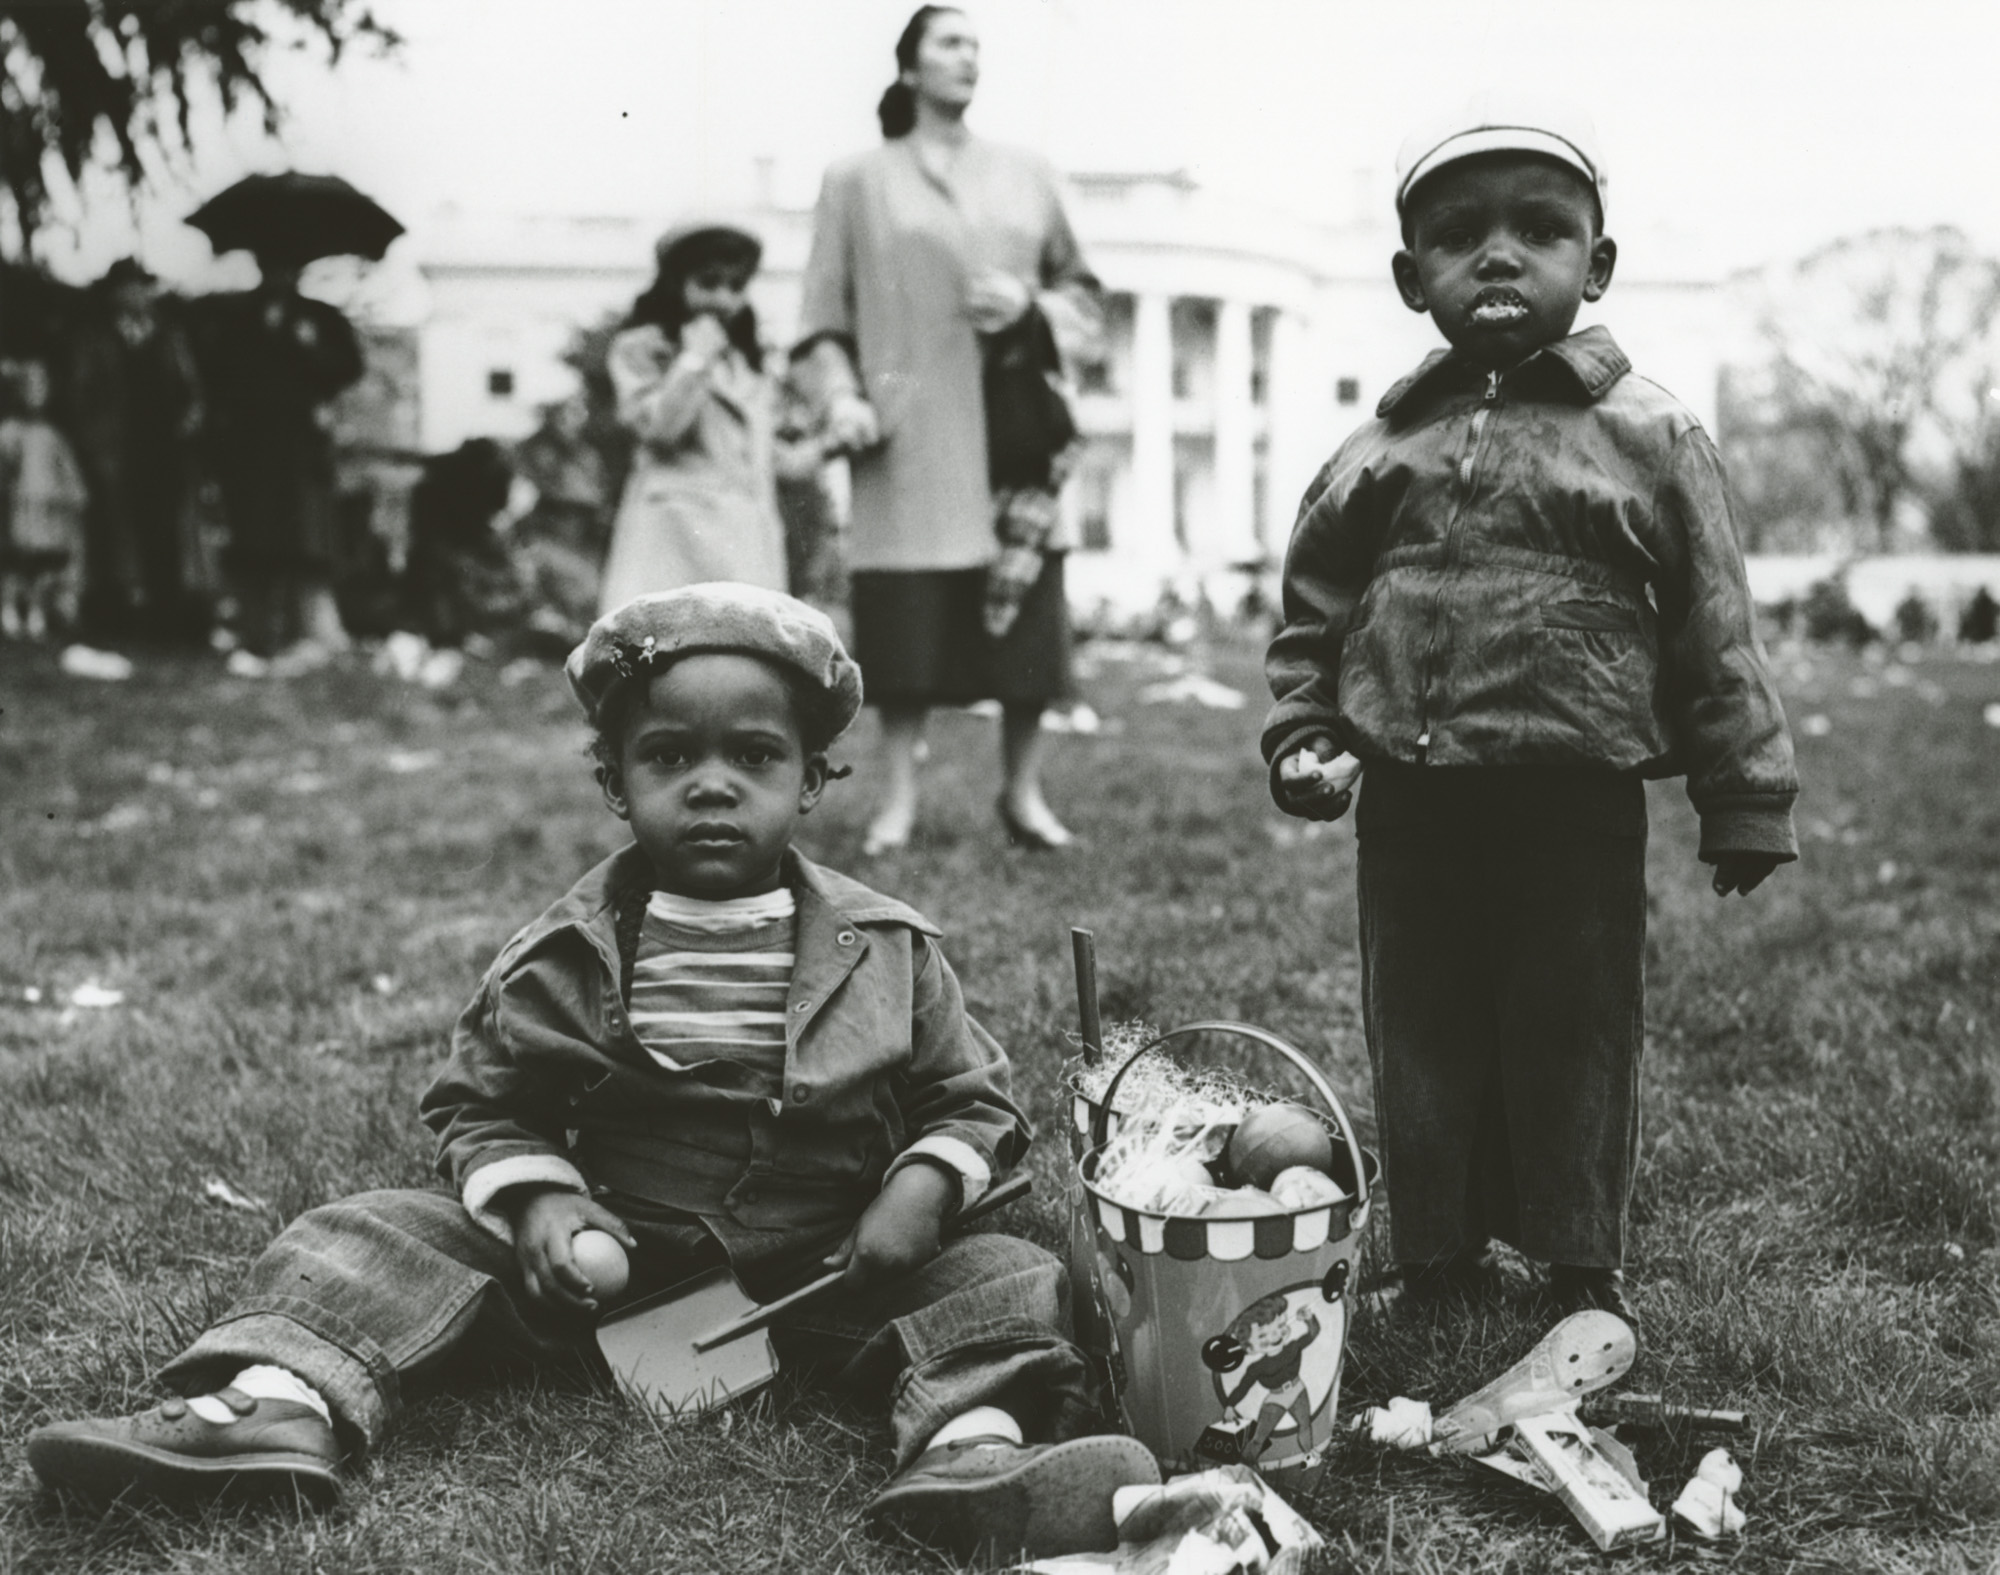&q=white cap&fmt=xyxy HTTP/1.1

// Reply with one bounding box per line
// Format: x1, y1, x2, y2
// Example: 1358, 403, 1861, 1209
1395, 94, 1608, 222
